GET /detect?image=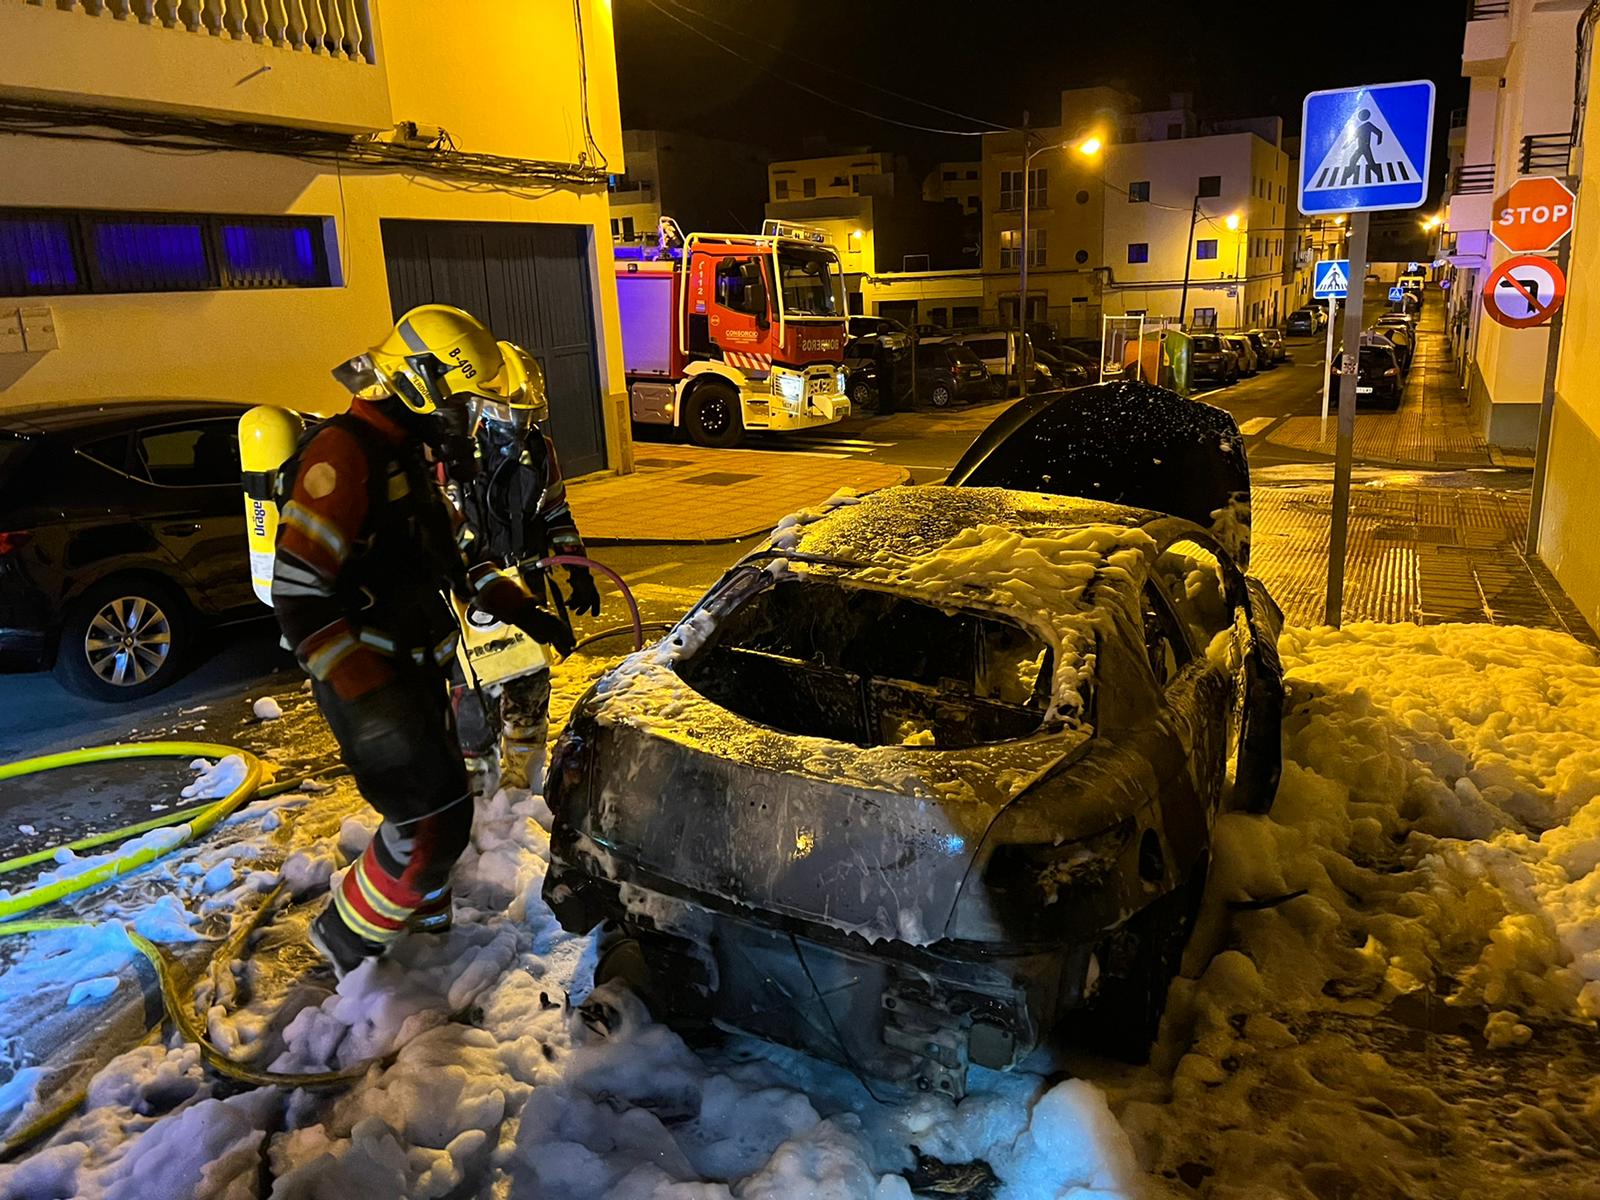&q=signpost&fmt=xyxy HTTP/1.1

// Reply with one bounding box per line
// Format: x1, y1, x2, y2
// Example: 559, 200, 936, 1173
1300, 79, 1435, 627
1388, 285, 1406, 303
1312, 259, 1350, 422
